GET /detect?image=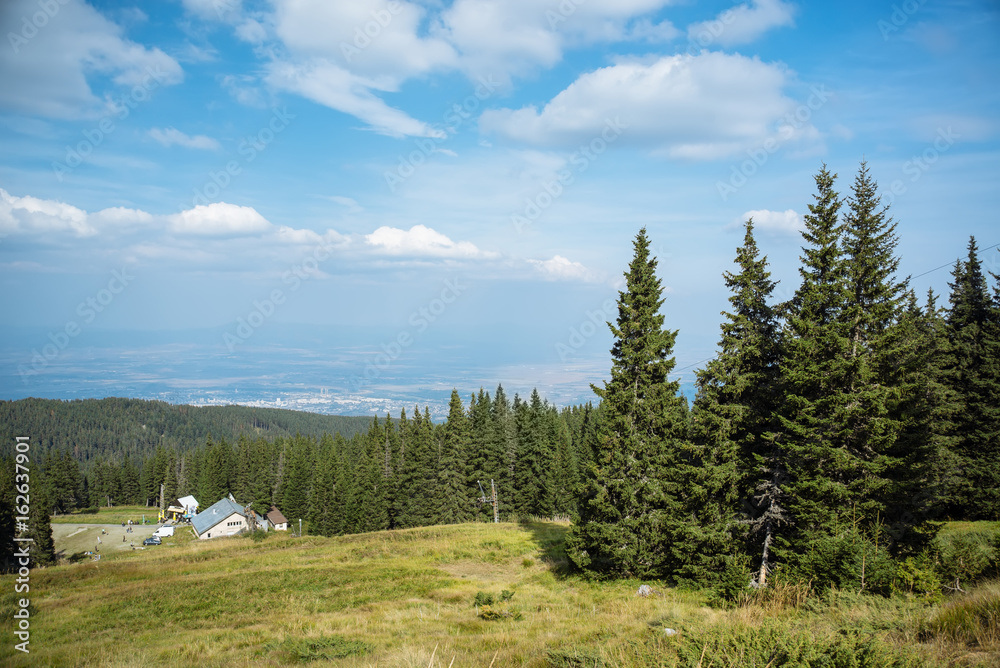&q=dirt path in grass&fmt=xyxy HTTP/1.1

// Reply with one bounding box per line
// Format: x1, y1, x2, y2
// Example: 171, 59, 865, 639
52, 522, 175, 558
